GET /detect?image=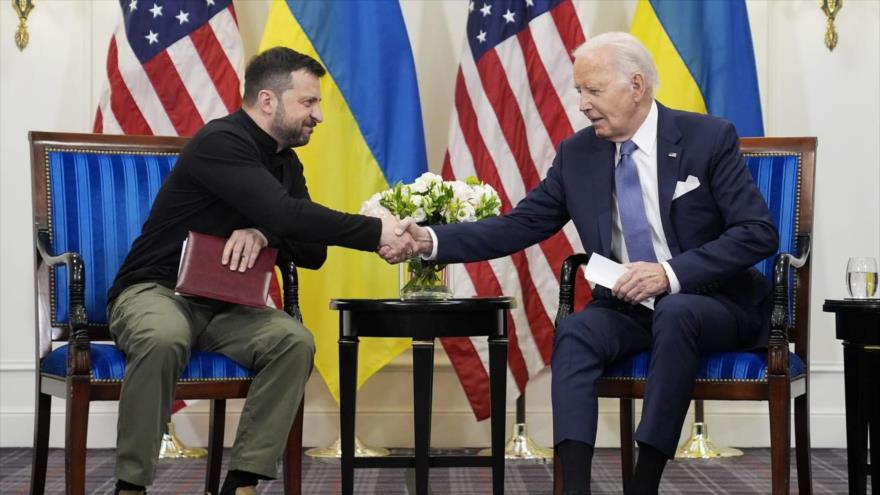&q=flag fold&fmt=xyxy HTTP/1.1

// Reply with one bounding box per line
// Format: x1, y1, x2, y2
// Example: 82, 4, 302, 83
442, 0, 589, 420
259, 0, 428, 403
